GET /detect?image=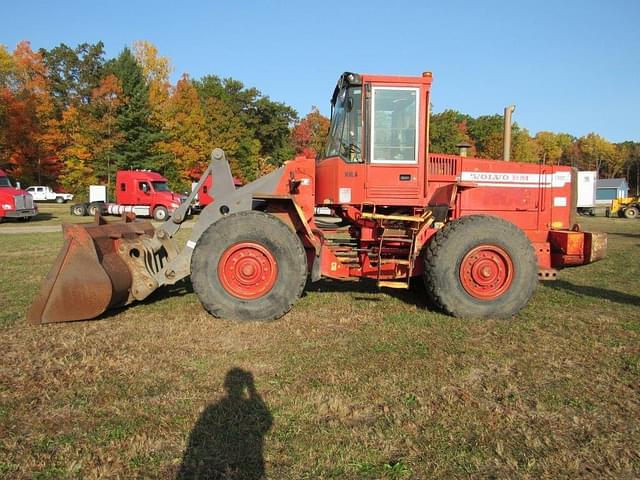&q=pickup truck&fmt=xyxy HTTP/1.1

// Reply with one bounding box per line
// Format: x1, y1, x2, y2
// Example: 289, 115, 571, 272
26, 186, 74, 203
